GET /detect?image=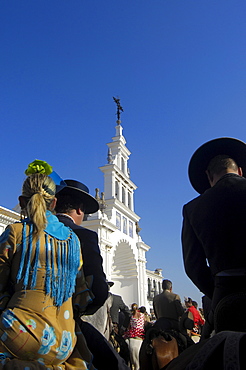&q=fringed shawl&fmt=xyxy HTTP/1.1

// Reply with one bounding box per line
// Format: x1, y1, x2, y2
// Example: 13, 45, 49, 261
16, 211, 80, 307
